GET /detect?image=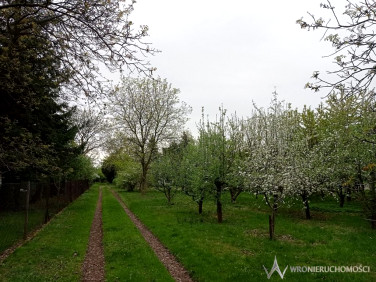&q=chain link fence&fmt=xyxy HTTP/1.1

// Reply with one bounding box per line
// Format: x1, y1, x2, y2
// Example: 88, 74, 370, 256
0, 180, 89, 254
